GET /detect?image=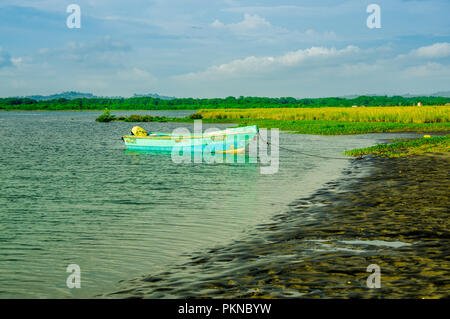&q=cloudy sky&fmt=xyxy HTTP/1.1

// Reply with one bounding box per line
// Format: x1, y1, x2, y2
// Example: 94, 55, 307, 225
0, 0, 449, 98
